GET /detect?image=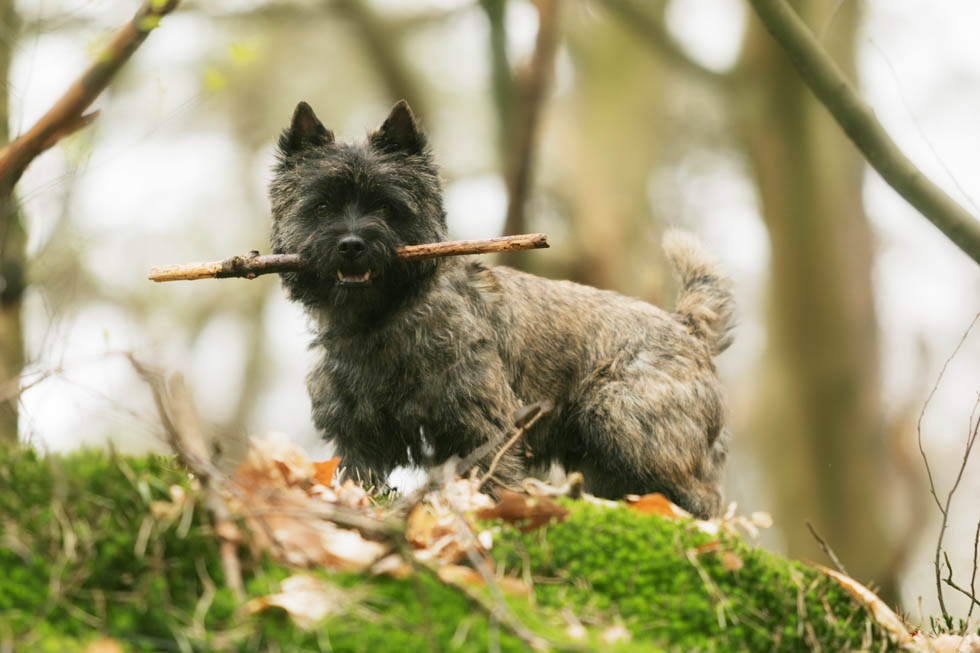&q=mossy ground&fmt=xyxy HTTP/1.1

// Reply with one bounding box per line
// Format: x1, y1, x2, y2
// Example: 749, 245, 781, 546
0, 447, 902, 651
